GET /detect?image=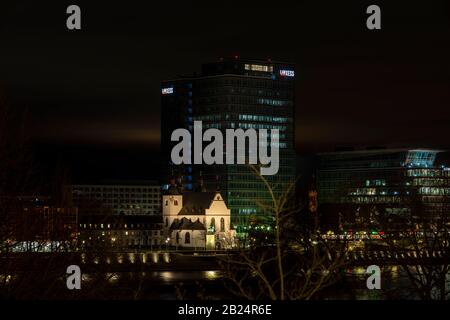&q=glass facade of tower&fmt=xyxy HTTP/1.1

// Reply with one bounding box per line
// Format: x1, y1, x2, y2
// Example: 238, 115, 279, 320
317, 149, 450, 229
161, 58, 296, 233
161, 80, 195, 191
